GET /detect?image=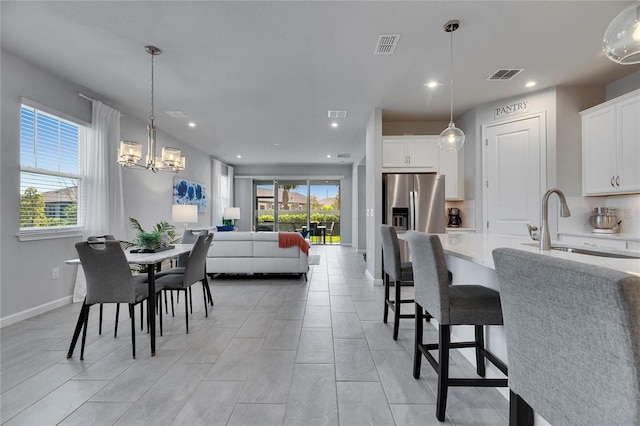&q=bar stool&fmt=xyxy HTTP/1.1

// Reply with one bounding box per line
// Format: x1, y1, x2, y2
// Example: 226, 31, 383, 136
380, 225, 420, 340
406, 231, 508, 421
493, 248, 640, 425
